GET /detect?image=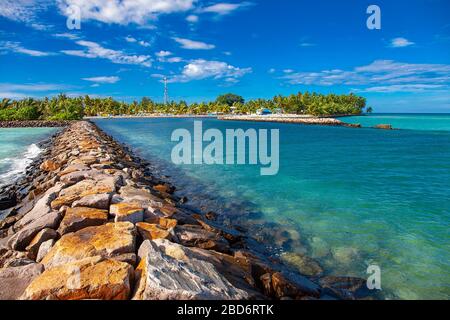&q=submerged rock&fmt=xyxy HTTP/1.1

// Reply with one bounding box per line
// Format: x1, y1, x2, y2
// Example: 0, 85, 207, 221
281, 252, 324, 277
